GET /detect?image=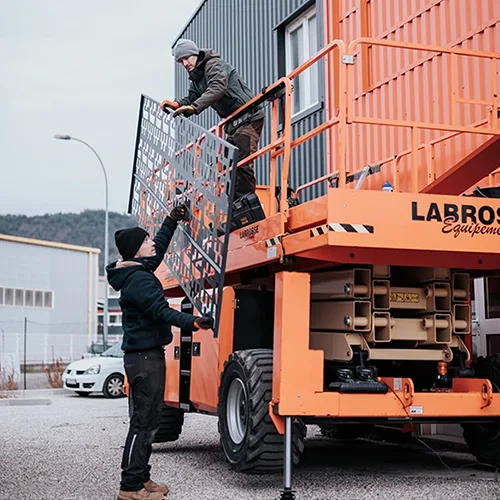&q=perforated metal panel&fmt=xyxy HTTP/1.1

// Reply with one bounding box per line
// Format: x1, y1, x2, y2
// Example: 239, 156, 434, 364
129, 94, 238, 335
